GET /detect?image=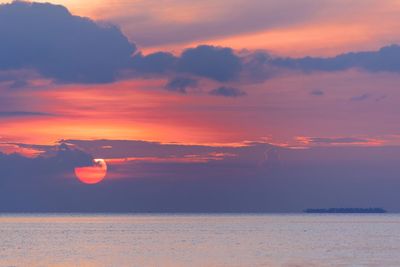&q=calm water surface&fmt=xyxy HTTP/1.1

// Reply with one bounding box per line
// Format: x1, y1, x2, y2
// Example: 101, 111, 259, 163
0, 214, 399, 266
